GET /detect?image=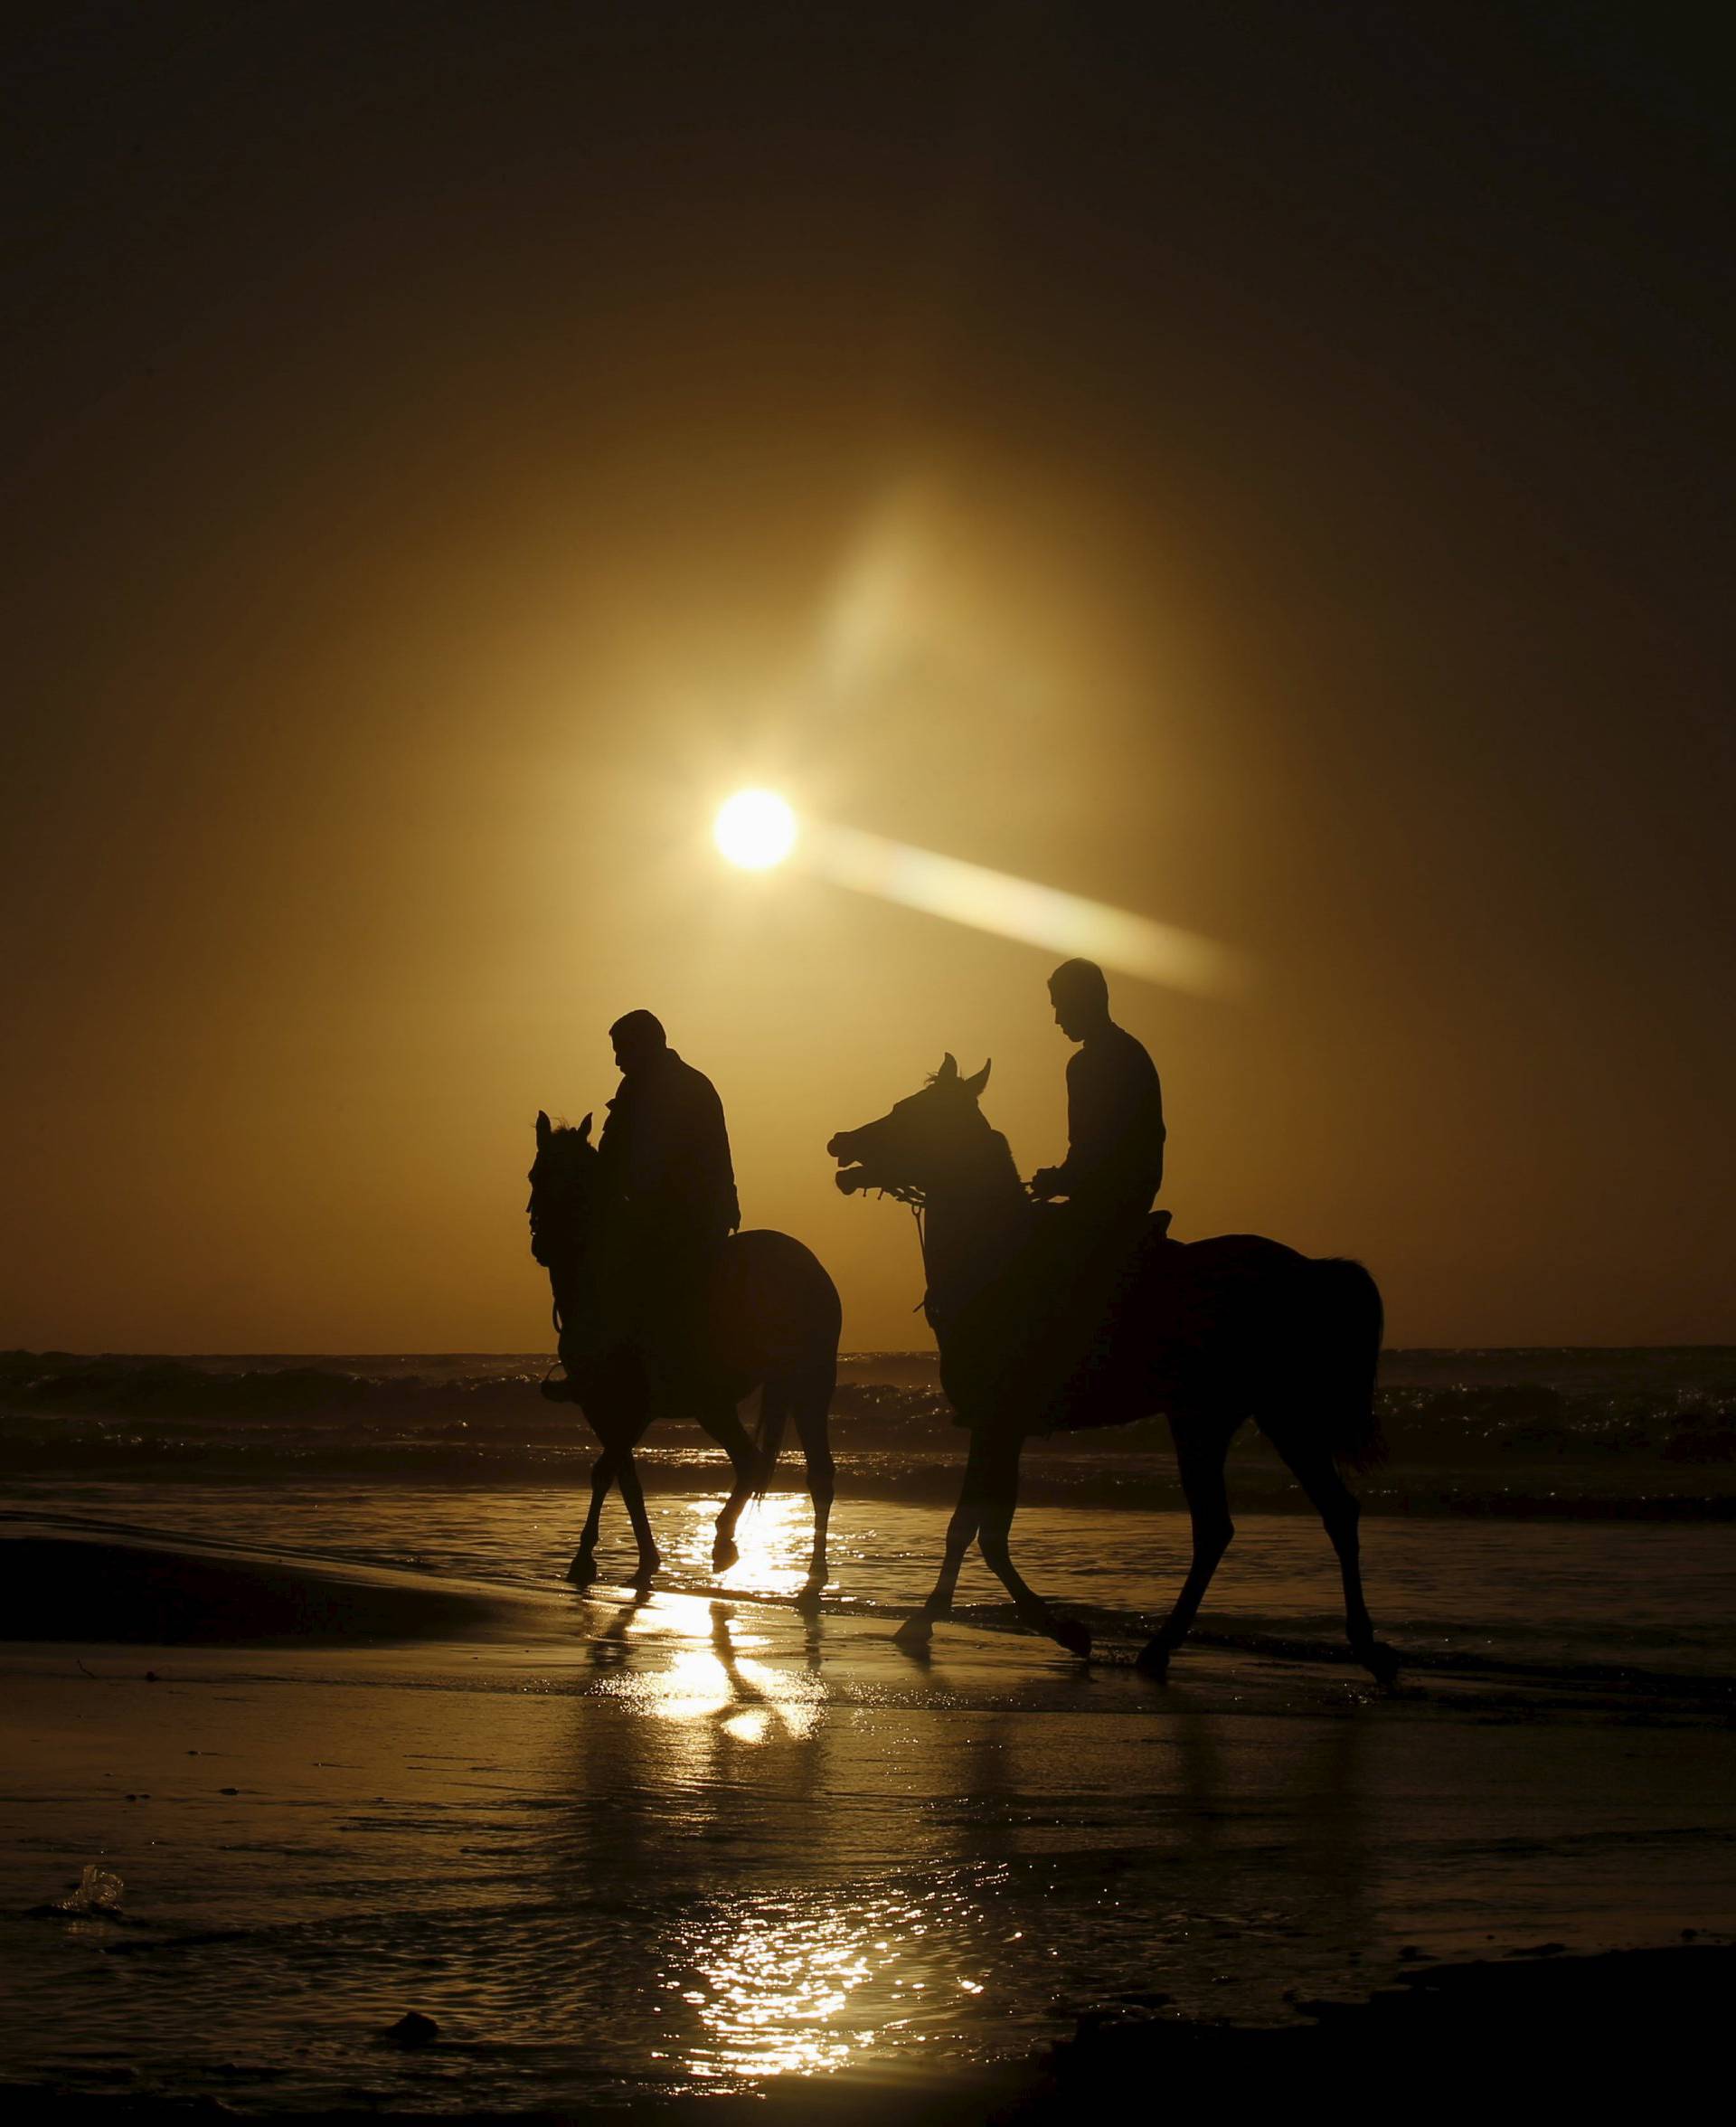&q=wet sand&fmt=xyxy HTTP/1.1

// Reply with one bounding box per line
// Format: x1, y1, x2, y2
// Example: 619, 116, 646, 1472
3, 1517, 1733, 2115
